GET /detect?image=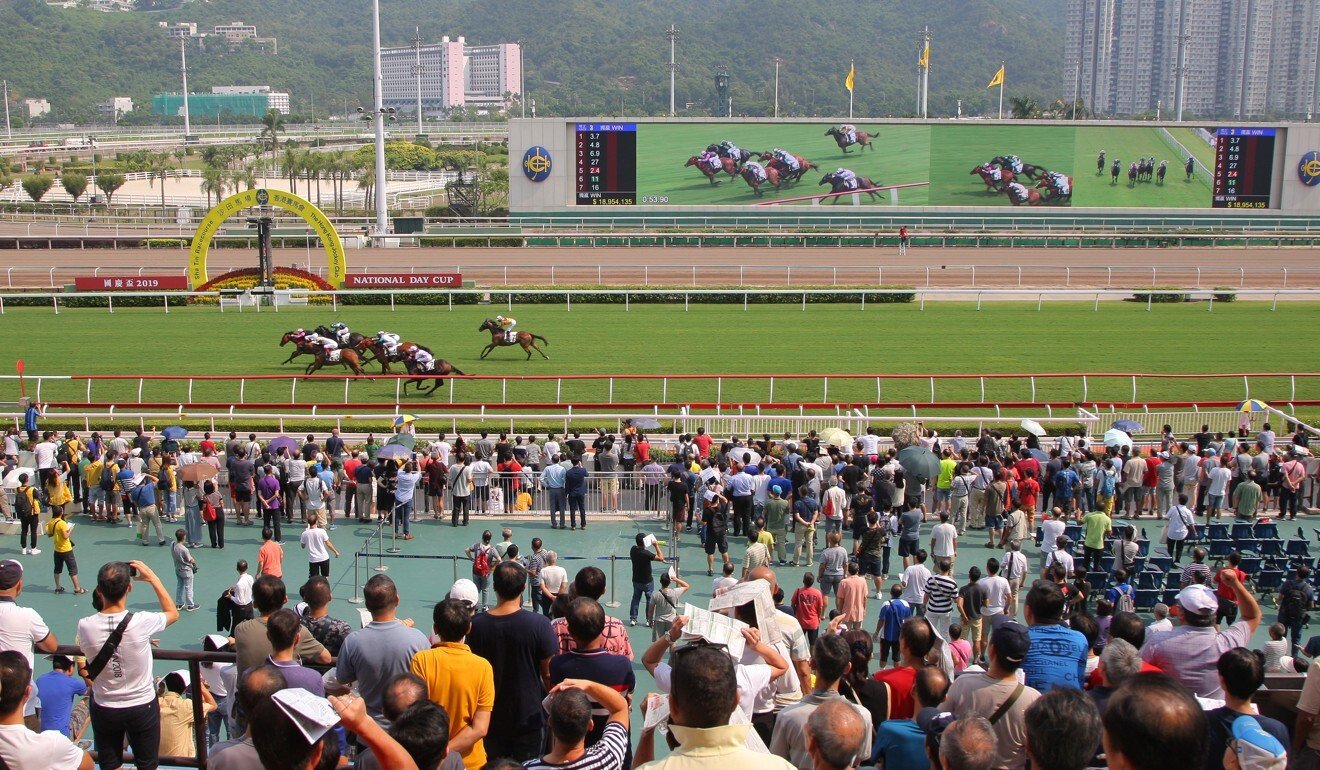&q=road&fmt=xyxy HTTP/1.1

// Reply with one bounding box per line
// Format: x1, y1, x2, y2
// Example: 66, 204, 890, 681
0, 245, 1317, 290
